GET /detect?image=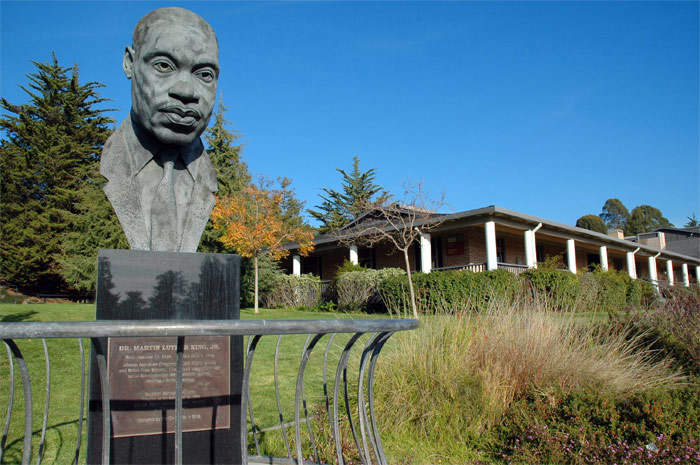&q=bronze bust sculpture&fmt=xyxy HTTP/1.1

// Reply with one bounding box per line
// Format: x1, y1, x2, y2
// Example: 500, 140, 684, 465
101, 7, 219, 252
